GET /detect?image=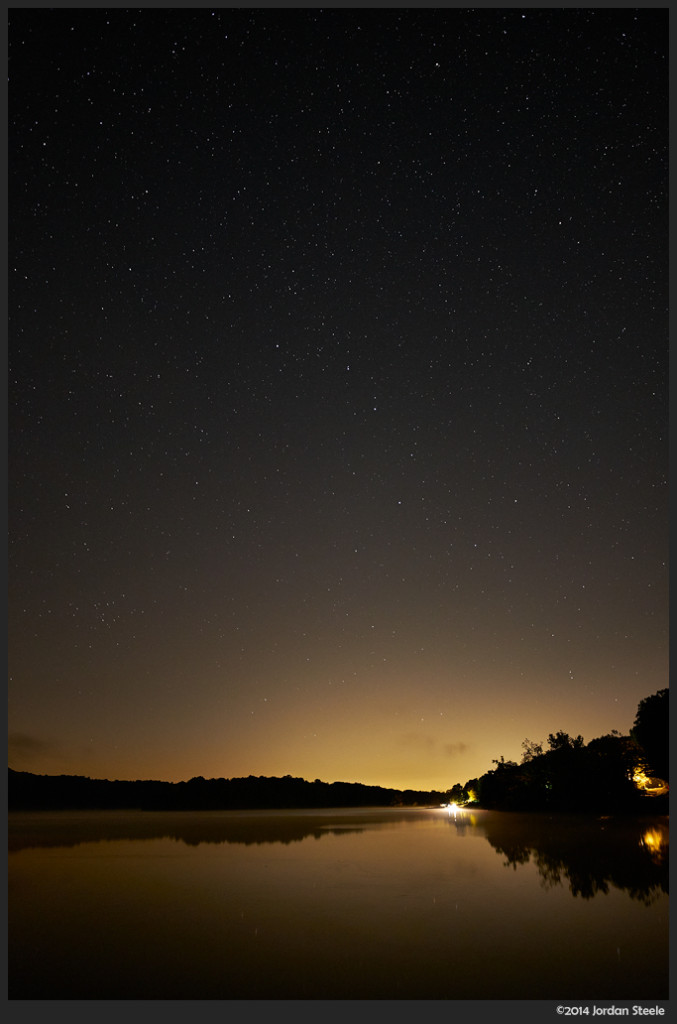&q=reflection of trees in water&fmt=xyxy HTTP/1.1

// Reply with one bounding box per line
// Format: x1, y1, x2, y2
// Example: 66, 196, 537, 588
478, 813, 668, 905
447, 814, 473, 837
8, 809, 432, 852
174, 823, 367, 847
